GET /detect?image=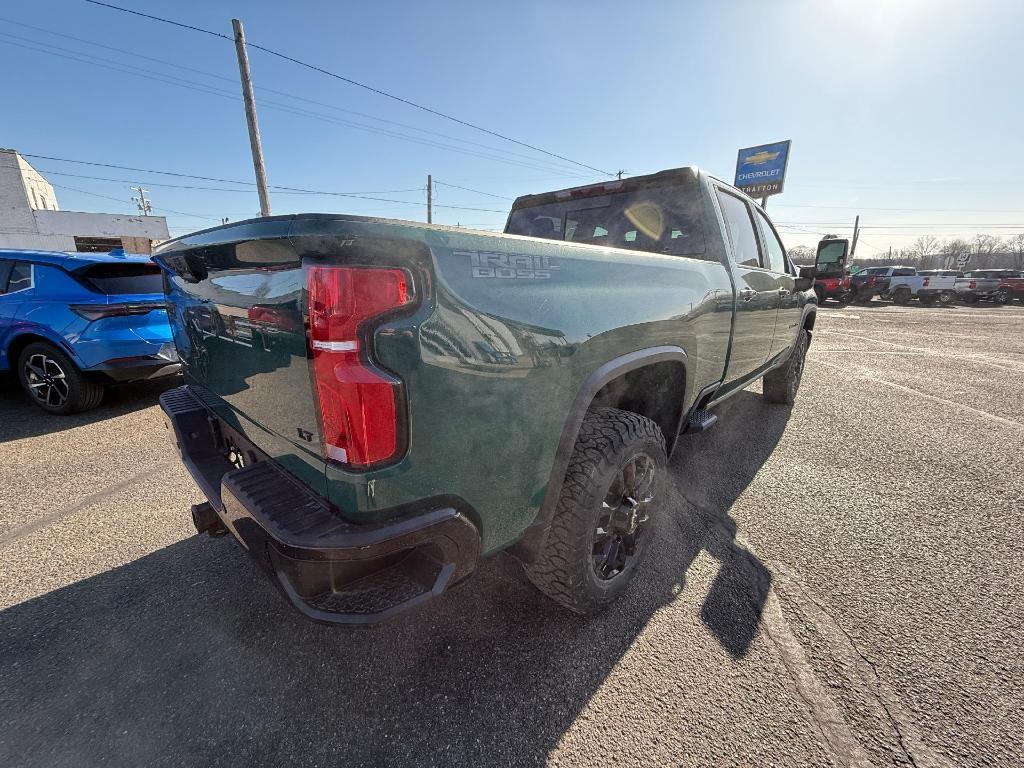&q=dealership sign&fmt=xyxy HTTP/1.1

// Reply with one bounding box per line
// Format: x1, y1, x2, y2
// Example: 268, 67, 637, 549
734, 140, 792, 198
